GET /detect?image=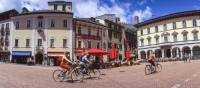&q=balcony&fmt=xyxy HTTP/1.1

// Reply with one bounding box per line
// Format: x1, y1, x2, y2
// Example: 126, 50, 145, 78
76, 33, 101, 40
